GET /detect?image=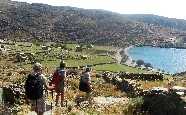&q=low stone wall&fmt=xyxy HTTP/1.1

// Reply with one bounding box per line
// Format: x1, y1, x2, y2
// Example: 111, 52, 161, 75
119, 72, 163, 81
1, 84, 24, 105
102, 72, 143, 97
